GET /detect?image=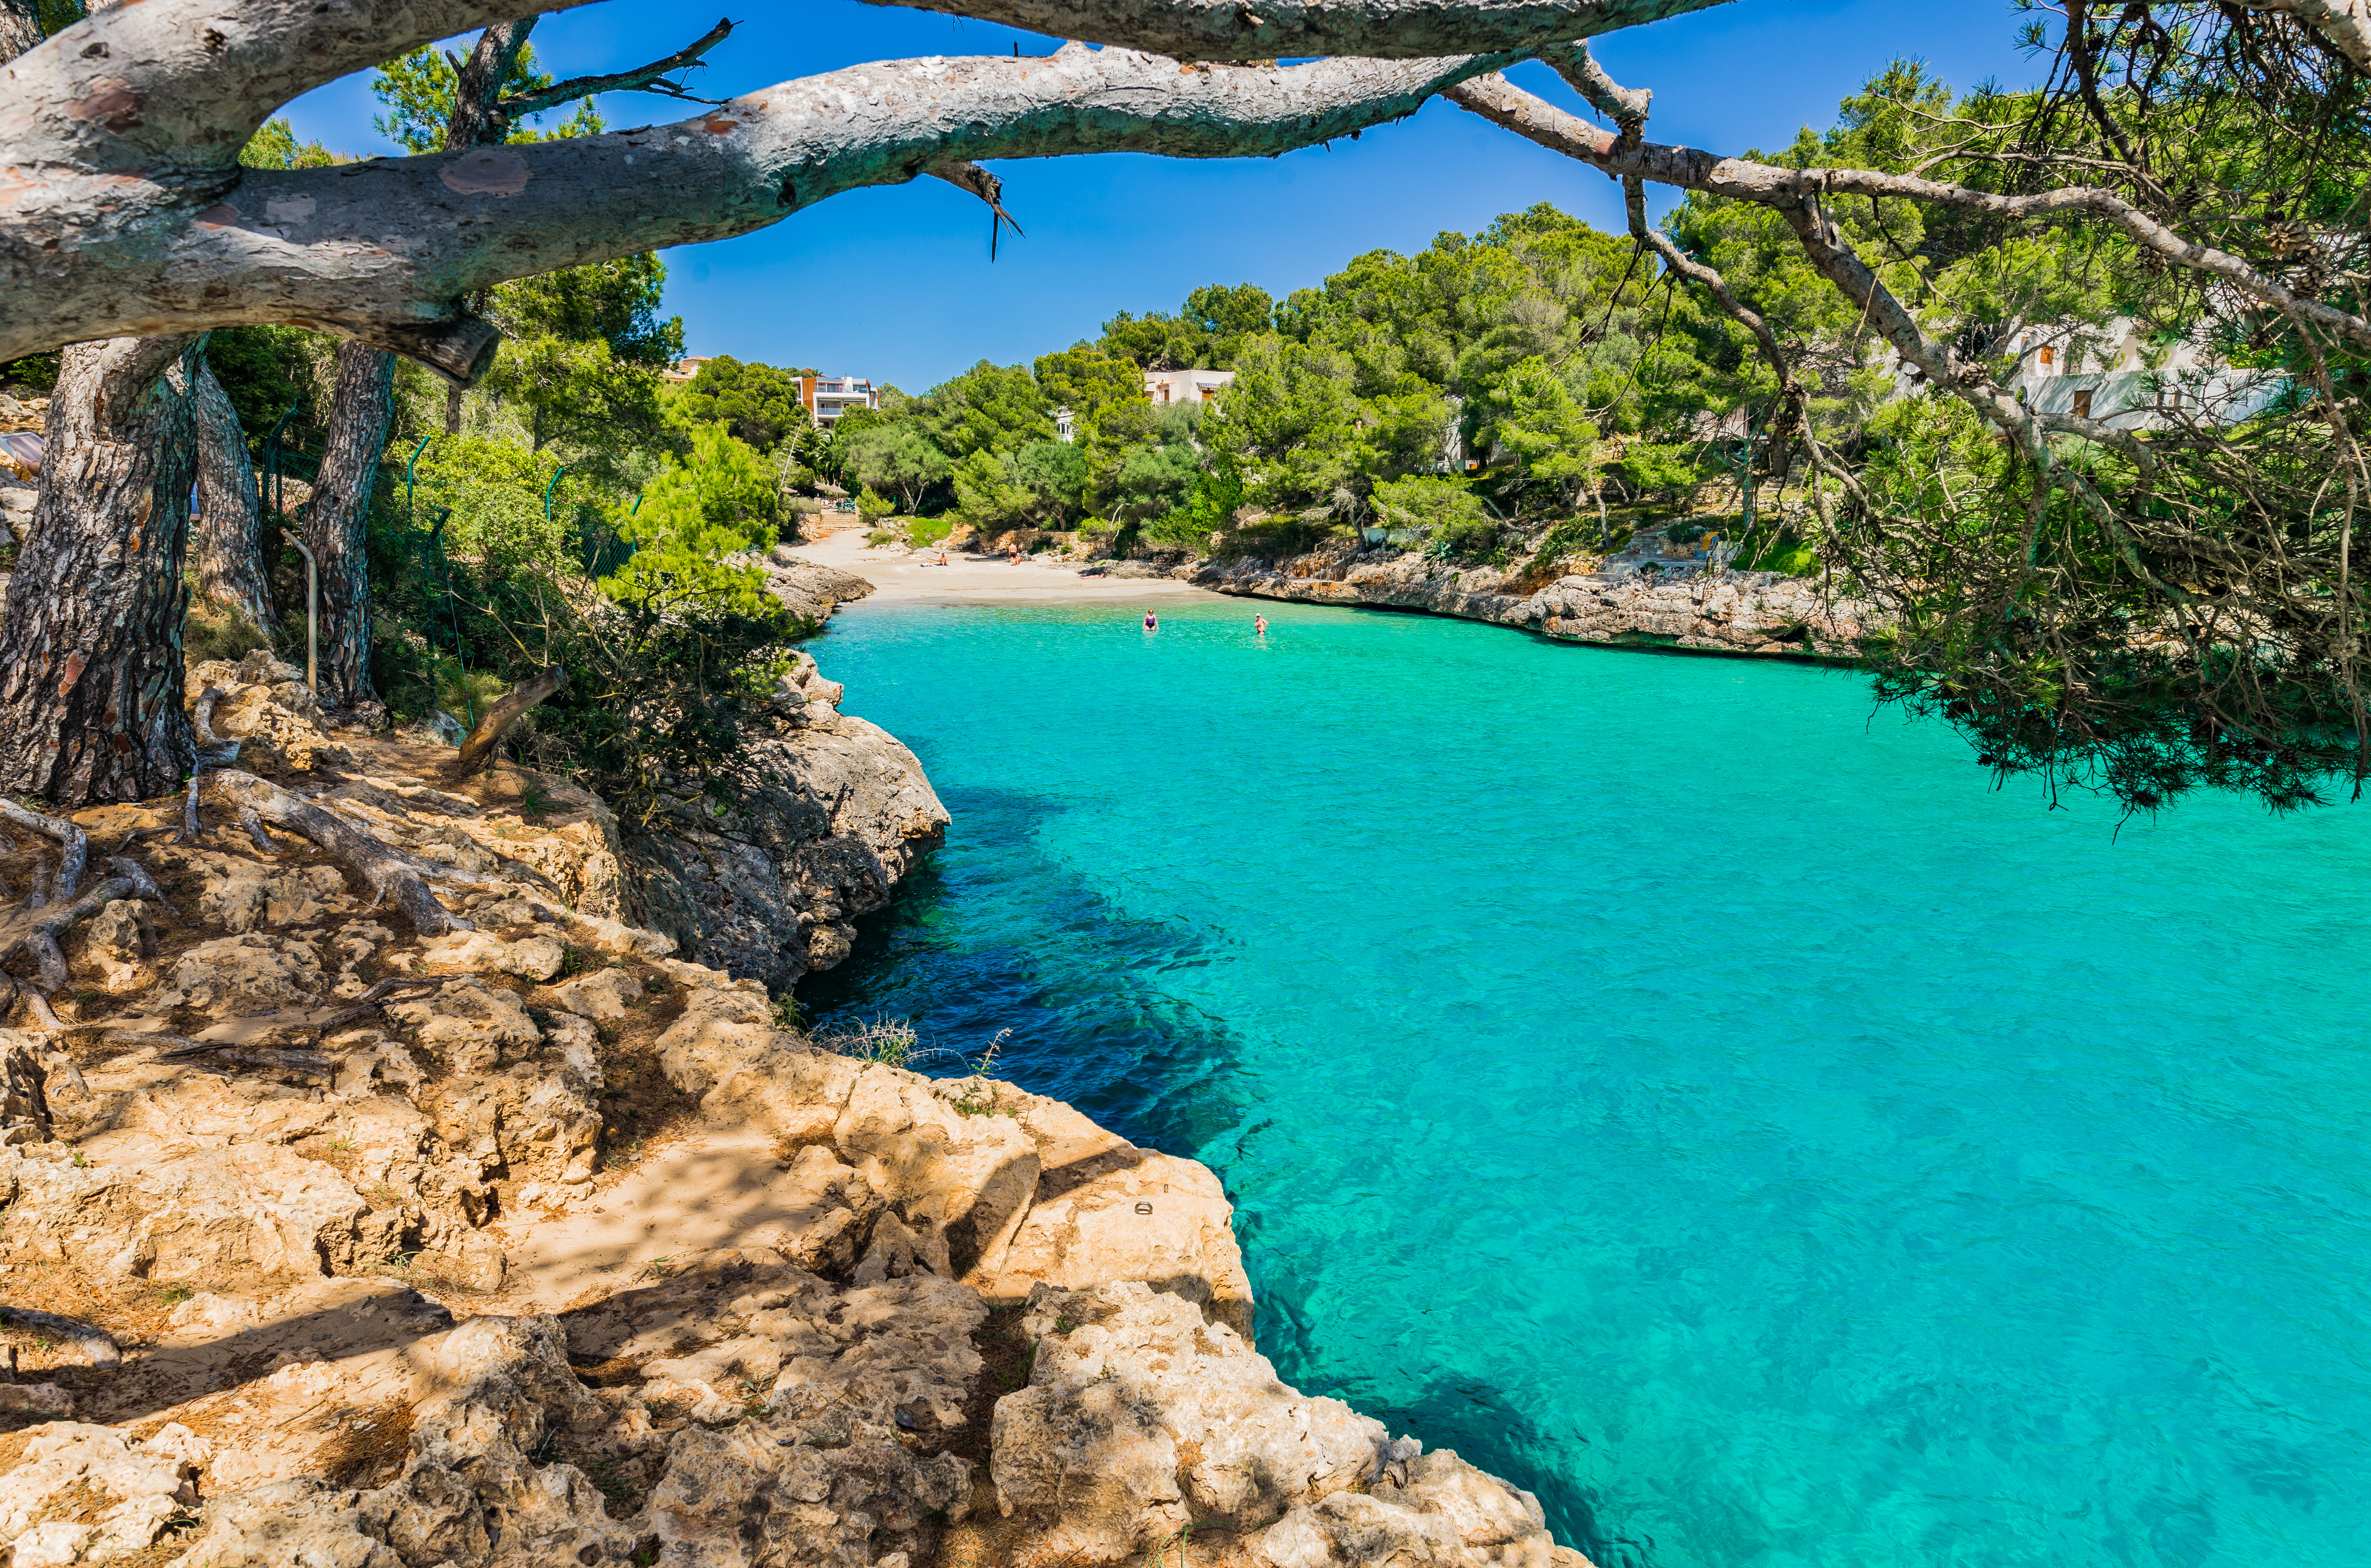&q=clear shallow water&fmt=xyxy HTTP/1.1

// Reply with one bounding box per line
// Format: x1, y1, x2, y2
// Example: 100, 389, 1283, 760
798, 595, 2371, 1568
